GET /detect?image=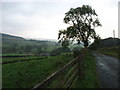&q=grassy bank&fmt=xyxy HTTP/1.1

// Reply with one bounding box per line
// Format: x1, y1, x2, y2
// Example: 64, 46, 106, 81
98, 51, 118, 59
97, 46, 119, 59
71, 51, 100, 88
3, 54, 73, 88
